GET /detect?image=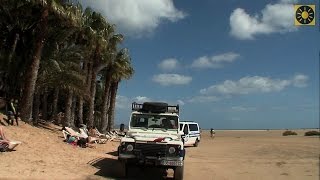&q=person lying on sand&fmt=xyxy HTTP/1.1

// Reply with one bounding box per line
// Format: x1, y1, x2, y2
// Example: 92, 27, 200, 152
62, 126, 106, 146
0, 126, 21, 151
65, 133, 96, 149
